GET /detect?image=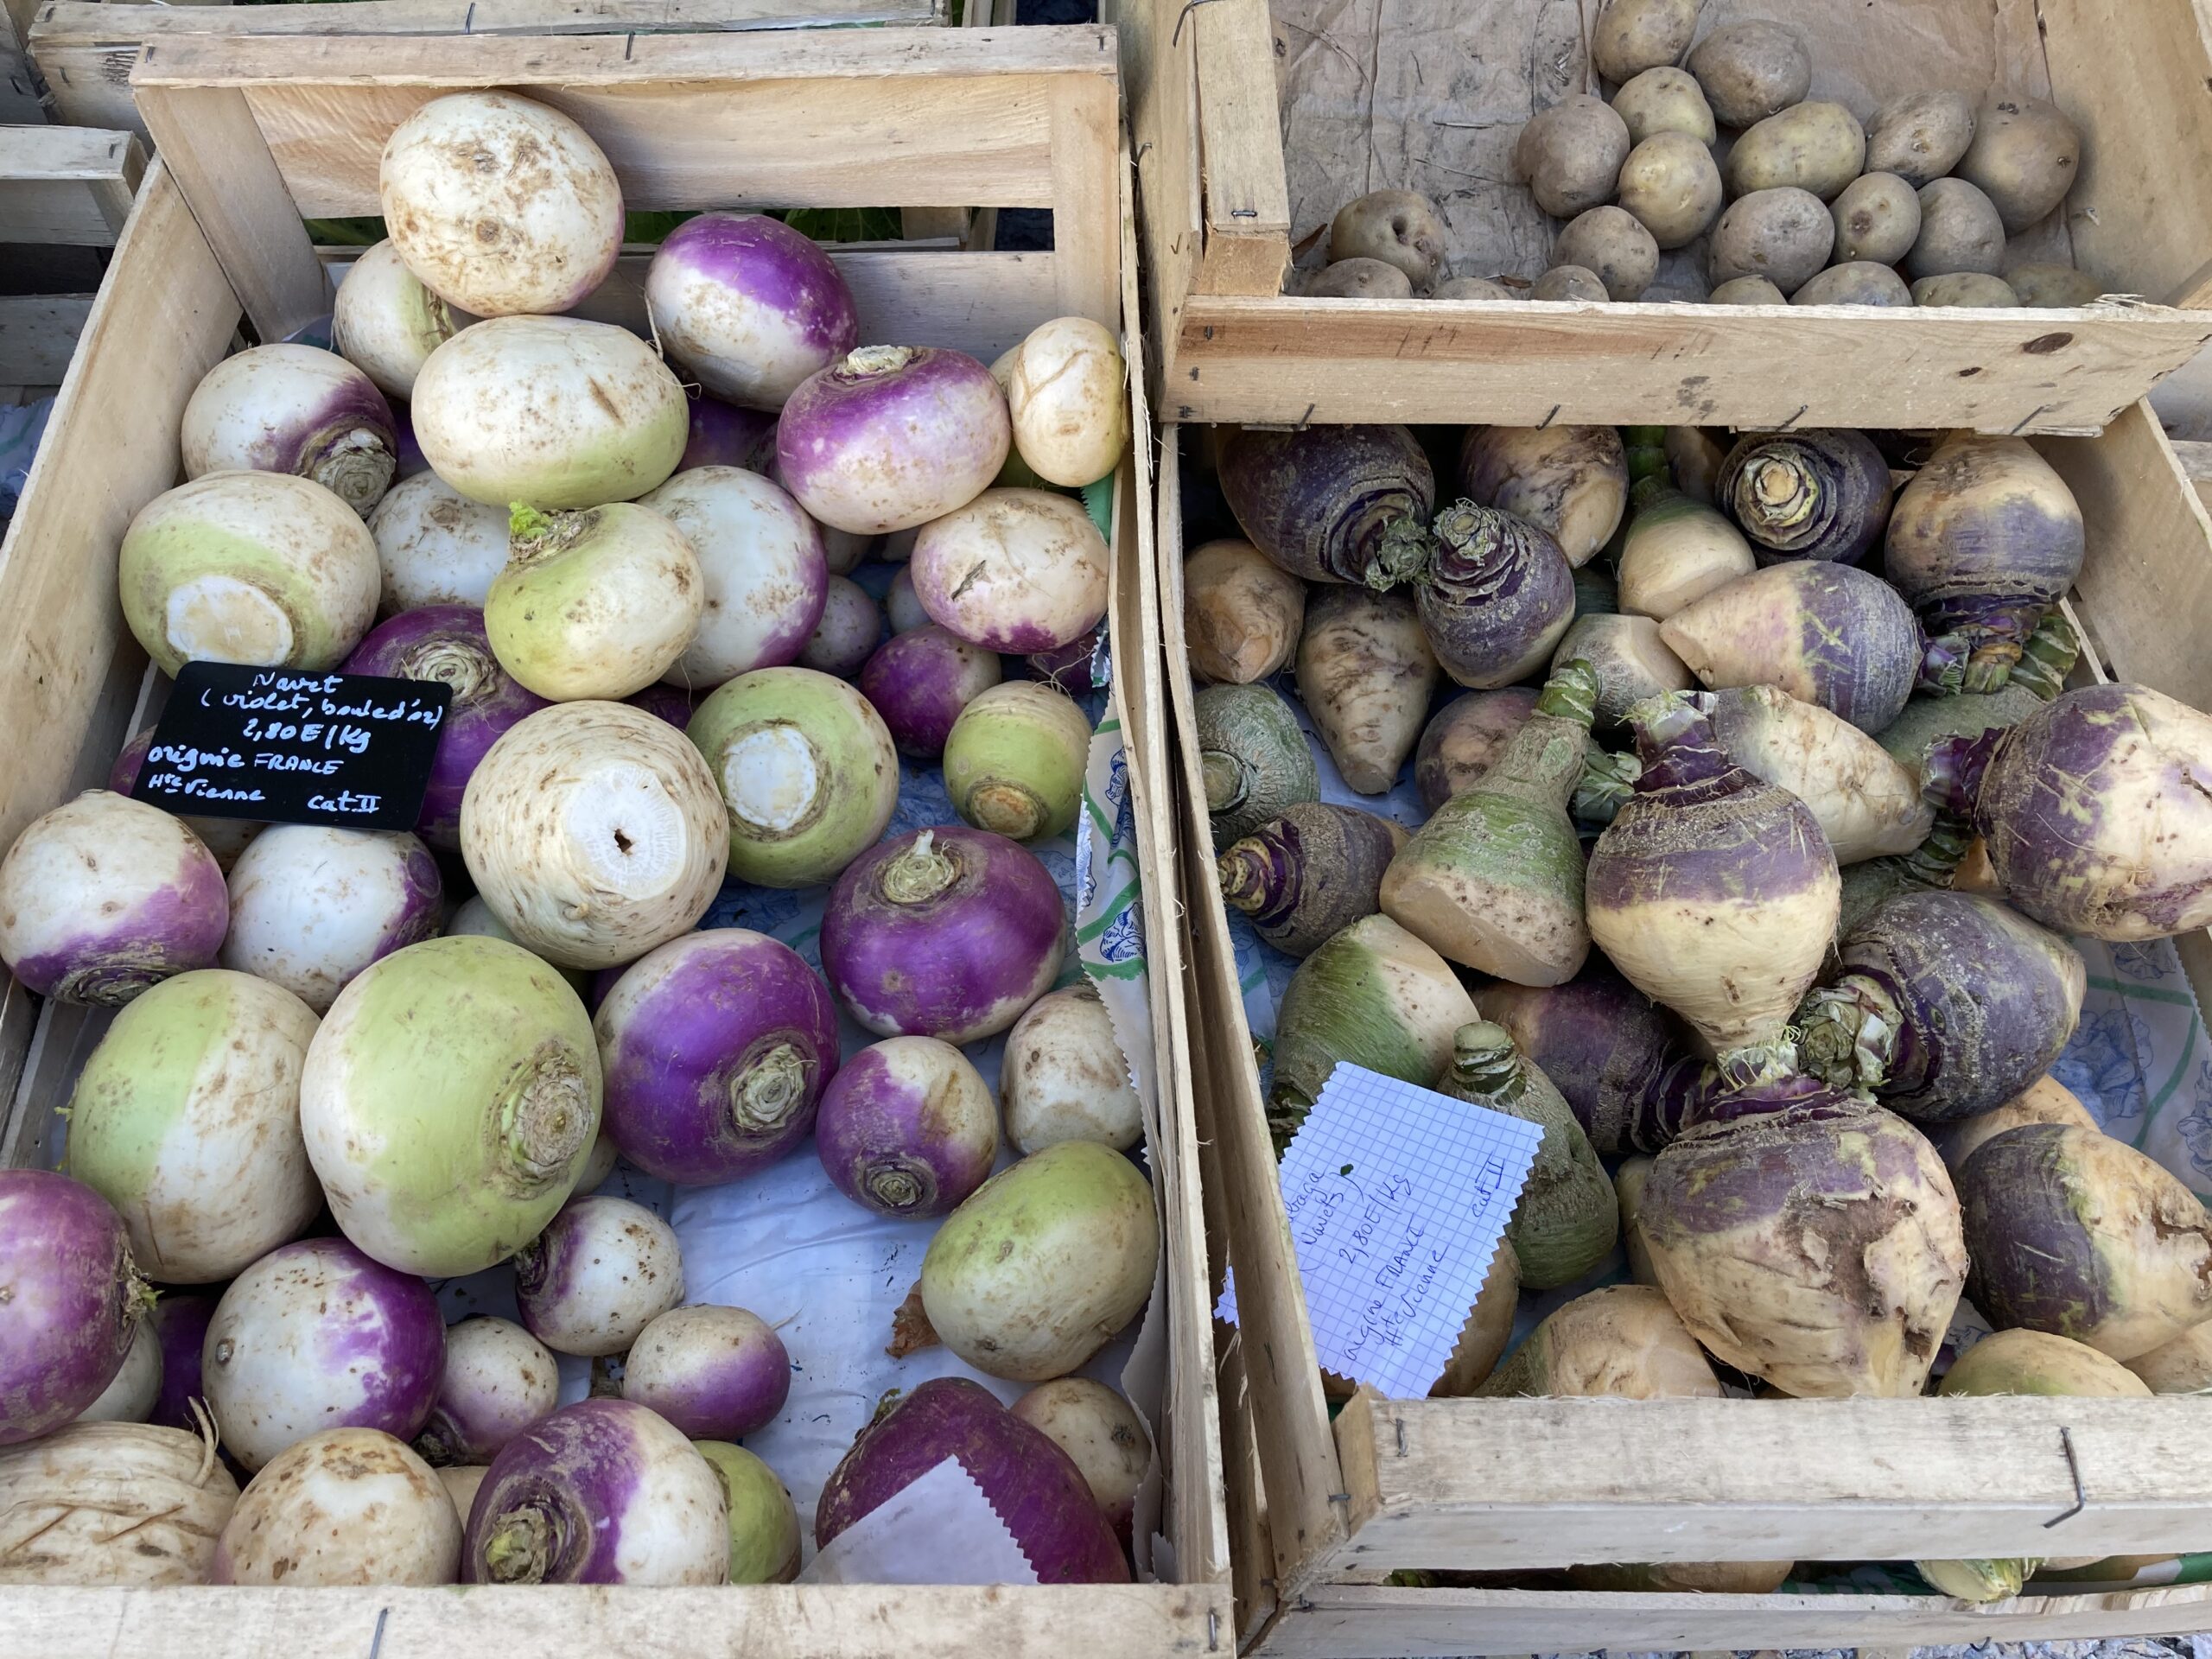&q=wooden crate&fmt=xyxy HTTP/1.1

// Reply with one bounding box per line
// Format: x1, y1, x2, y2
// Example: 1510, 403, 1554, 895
1155, 404, 2212, 1656
0, 29, 1235, 1654
0, 123, 141, 397
1120, 0, 2212, 434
